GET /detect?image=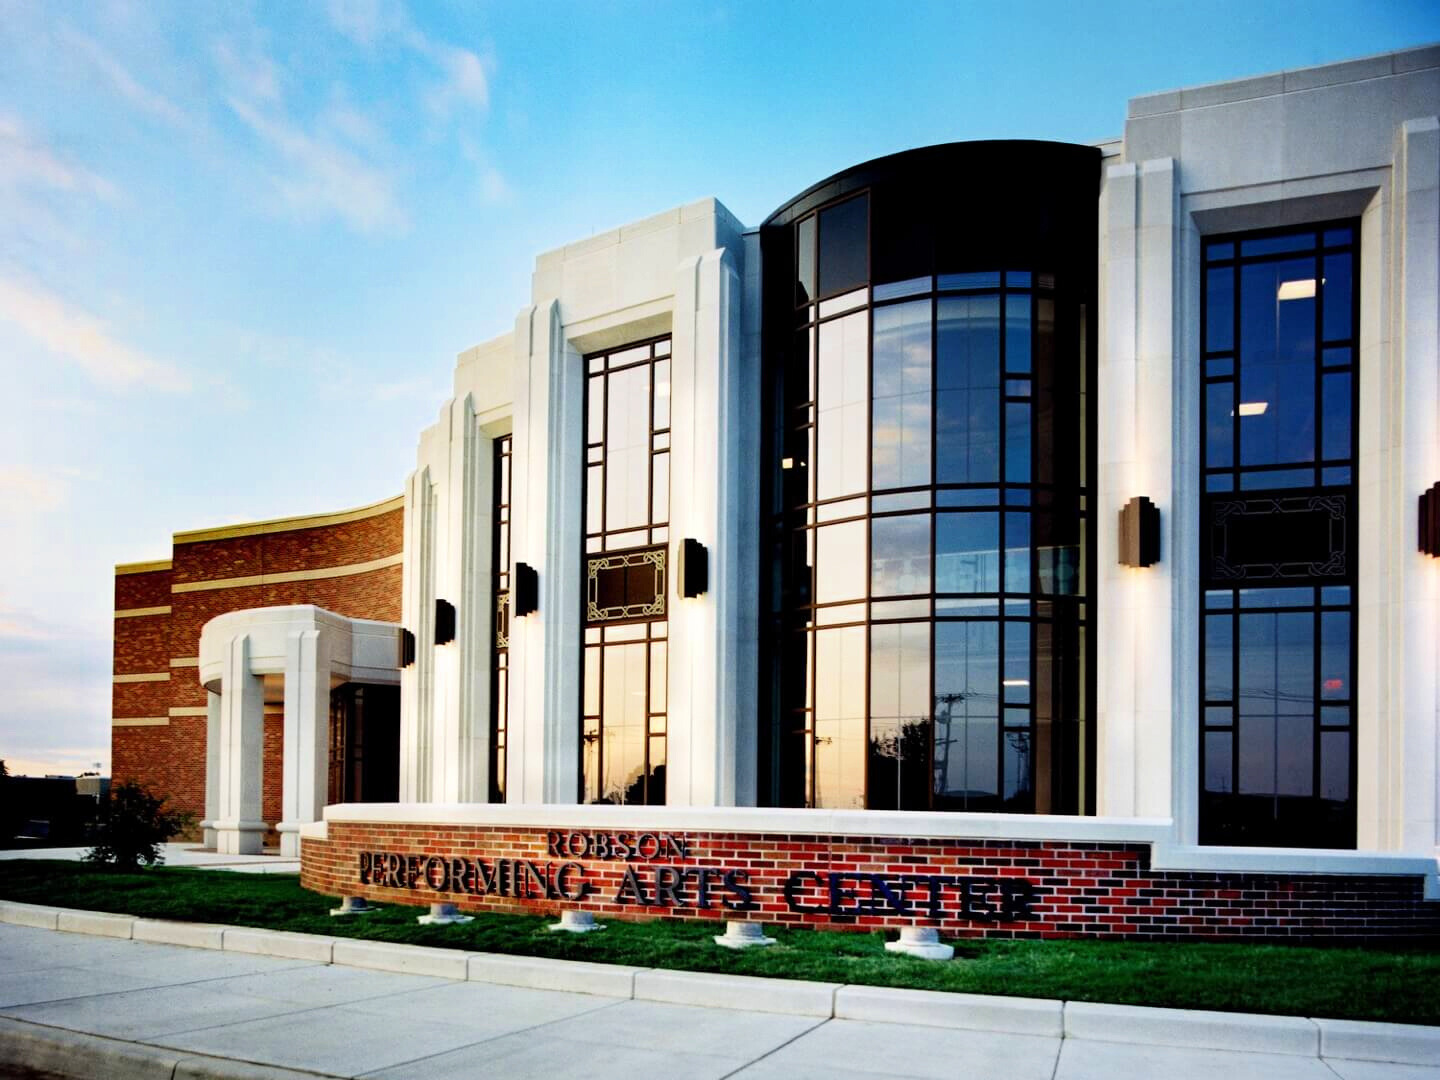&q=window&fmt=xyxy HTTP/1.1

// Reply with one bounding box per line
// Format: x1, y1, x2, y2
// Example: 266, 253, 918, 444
581, 337, 671, 805
490, 434, 511, 803
1199, 222, 1357, 848
766, 197, 1090, 813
